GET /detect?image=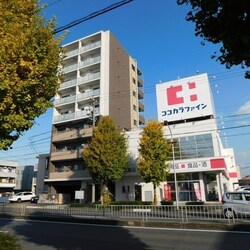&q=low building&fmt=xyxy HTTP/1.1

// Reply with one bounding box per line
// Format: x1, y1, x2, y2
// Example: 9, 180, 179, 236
15, 165, 34, 192
35, 154, 49, 195
0, 160, 18, 194
116, 73, 240, 204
